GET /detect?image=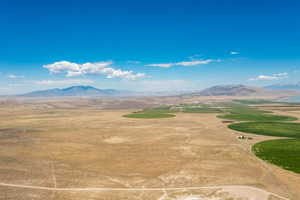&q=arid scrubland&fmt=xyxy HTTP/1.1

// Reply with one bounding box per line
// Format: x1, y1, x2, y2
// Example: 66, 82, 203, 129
0, 97, 299, 200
